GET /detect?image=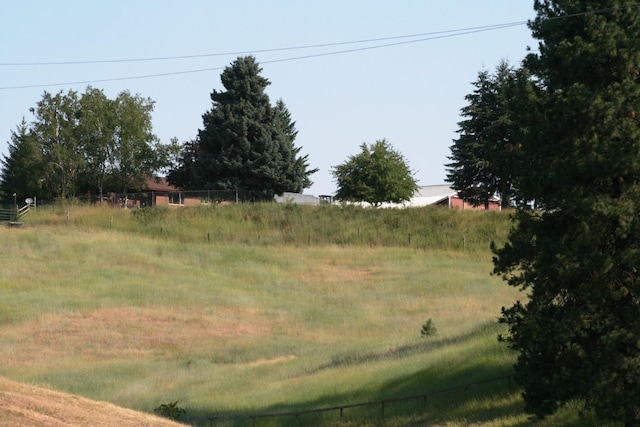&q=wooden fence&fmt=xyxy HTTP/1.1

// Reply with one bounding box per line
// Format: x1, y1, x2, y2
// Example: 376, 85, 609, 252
0, 201, 34, 224
0, 208, 12, 222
